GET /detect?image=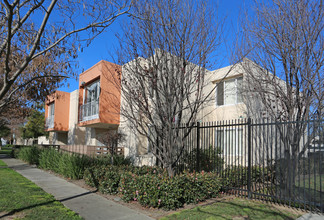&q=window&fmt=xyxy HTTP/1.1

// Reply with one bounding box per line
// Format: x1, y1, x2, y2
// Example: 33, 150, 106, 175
48, 103, 55, 117
216, 77, 243, 106
81, 80, 100, 121
215, 128, 243, 156
85, 80, 100, 104
47, 103, 55, 128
